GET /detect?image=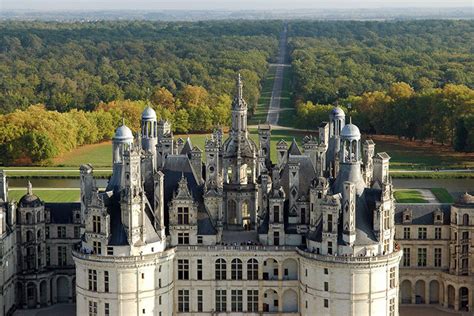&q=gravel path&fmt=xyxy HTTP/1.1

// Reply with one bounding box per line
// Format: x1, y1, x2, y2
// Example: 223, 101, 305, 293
266, 26, 290, 126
